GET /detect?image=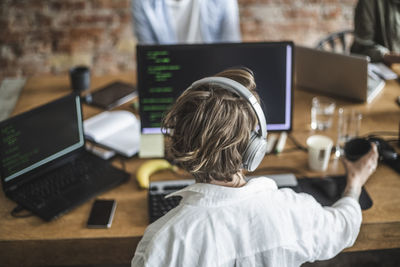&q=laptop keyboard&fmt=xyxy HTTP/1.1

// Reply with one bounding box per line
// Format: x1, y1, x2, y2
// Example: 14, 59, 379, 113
148, 180, 195, 223
16, 154, 105, 208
